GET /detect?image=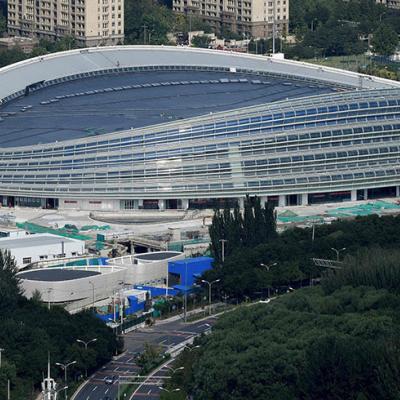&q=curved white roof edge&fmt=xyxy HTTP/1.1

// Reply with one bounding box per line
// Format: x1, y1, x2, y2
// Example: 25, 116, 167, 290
0, 45, 399, 100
